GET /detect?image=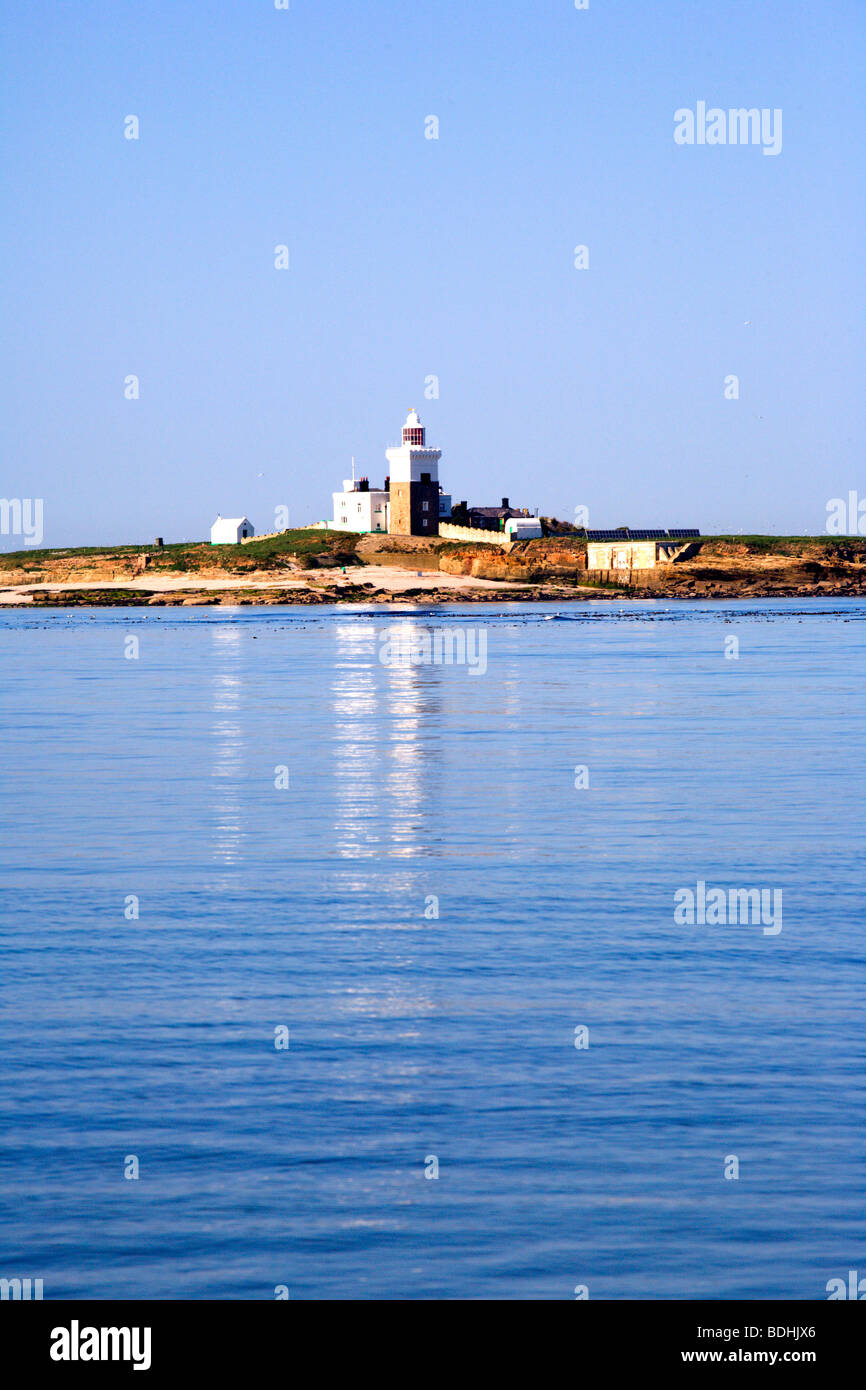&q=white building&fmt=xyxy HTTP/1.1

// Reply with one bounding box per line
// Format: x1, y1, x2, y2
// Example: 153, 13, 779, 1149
504, 515, 542, 540
210, 515, 255, 544
331, 472, 390, 533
